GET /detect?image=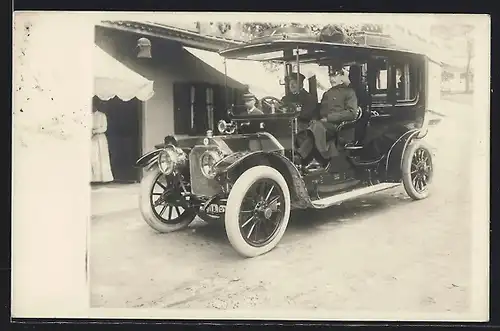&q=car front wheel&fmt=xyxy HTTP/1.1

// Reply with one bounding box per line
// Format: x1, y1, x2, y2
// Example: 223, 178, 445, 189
224, 166, 291, 258
139, 167, 196, 233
